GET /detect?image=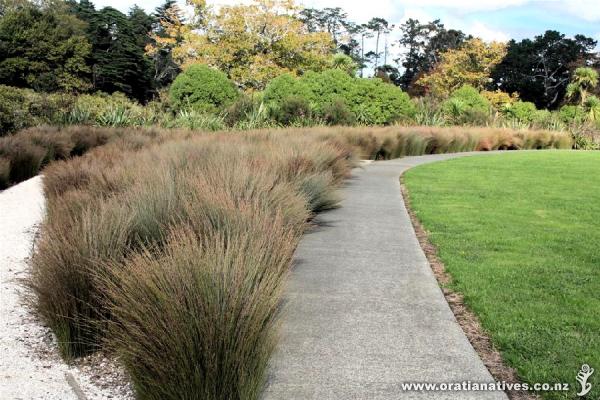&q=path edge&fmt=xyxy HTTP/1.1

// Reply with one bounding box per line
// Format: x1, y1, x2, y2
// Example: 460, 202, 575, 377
399, 175, 538, 400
